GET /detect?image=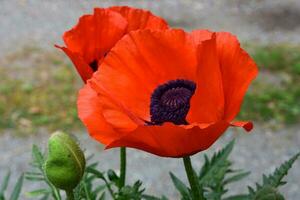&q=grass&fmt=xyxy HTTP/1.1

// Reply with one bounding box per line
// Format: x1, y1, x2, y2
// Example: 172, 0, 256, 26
238, 45, 300, 126
0, 44, 299, 133
0, 46, 83, 134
